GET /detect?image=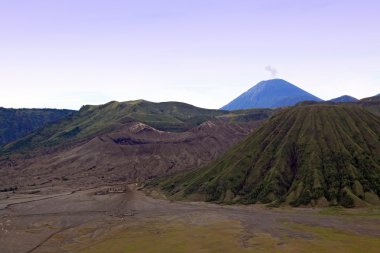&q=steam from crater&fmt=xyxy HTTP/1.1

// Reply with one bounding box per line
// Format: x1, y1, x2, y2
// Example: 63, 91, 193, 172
265, 66, 278, 78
